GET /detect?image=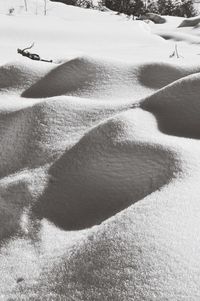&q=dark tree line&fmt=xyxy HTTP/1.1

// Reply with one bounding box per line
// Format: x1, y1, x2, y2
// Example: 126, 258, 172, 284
50, 0, 197, 17
105, 0, 197, 17
105, 0, 144, 15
